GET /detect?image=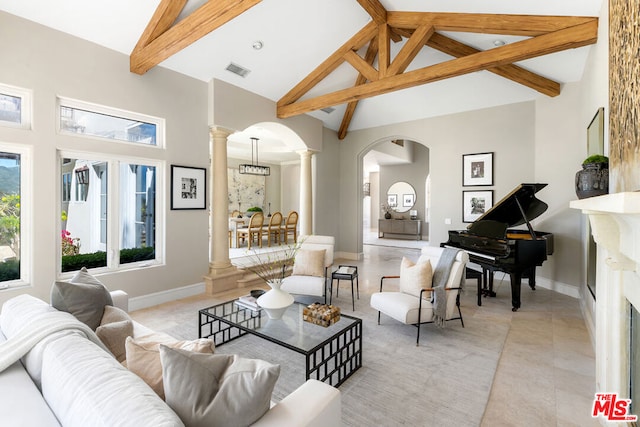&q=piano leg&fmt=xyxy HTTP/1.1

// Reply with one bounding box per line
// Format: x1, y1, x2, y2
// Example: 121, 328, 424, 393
481, 268, 497, 298
527, 267, 536, 290
510, 272, 522, 312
